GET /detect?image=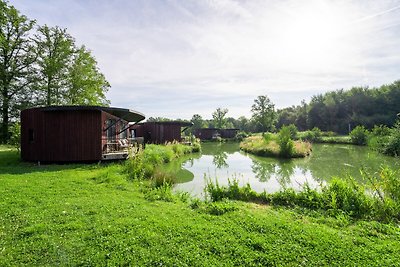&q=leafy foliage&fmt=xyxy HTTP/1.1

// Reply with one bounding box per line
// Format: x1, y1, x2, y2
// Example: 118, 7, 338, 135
277, 82, 400, 134
7, 122, 20, 151
251, 95, 276, 132
277, 126, 294, 158
212, 107, 228, 128
0, 1, 36, 142
301, 127, 322, 142
350, 125, 369, 145
0, 1, 110, 143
